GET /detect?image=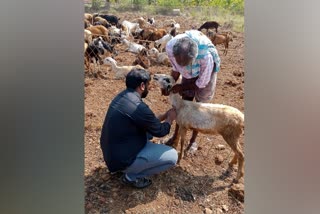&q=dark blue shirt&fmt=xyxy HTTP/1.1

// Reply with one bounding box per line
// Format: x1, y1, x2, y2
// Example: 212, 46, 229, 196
100, 88, 171, 172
